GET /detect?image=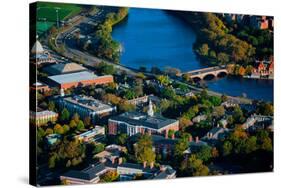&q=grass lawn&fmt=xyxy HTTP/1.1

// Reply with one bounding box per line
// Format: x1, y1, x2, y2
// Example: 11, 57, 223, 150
36, 2, 82, 34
